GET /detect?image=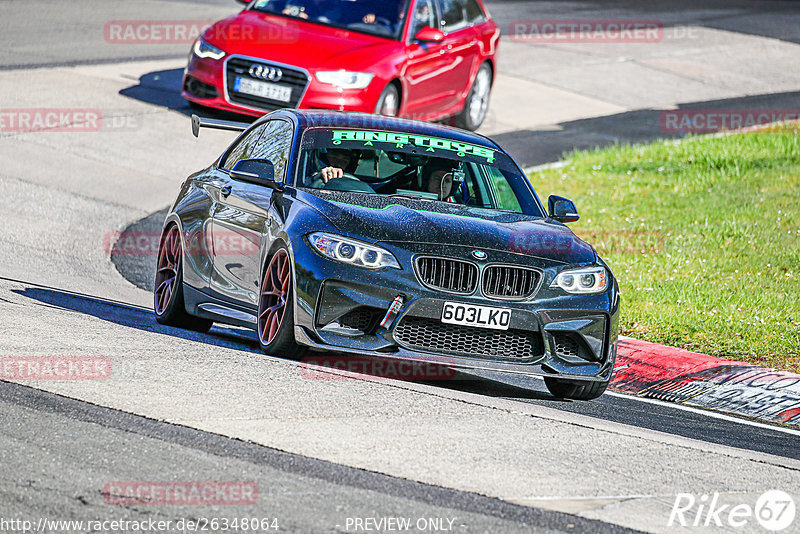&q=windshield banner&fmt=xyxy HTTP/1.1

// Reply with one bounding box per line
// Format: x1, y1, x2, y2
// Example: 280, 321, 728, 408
331, 130, 497, 163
